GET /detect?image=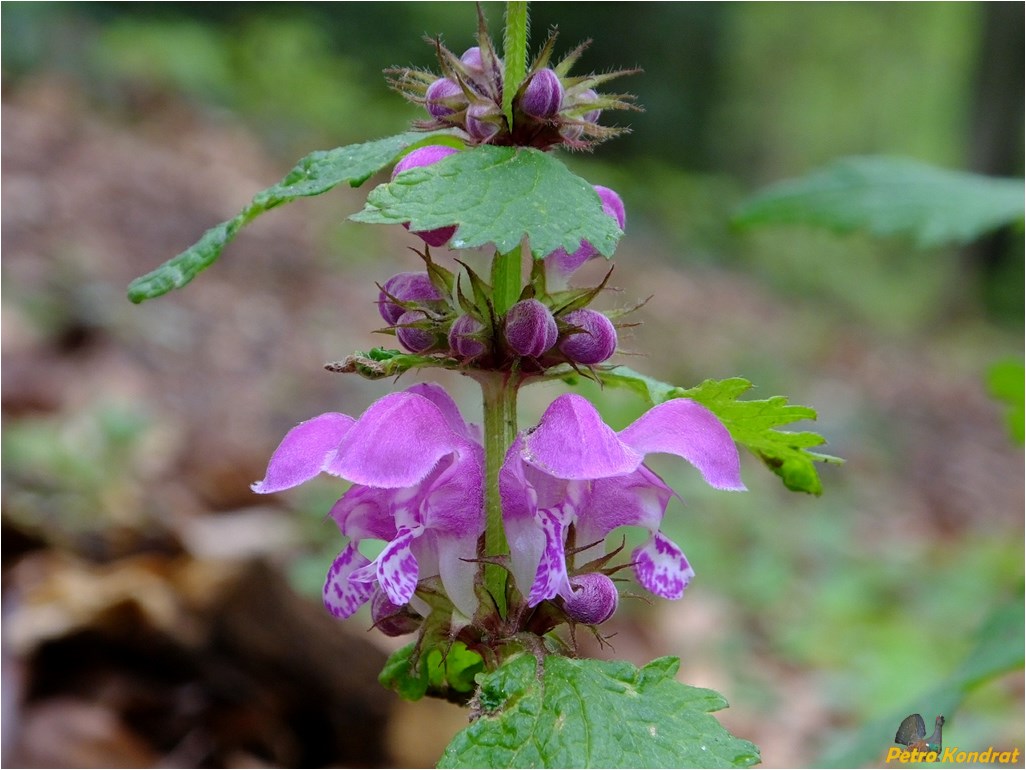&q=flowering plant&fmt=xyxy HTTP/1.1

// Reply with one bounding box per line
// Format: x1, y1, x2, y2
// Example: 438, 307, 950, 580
129, 4, 838, 767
